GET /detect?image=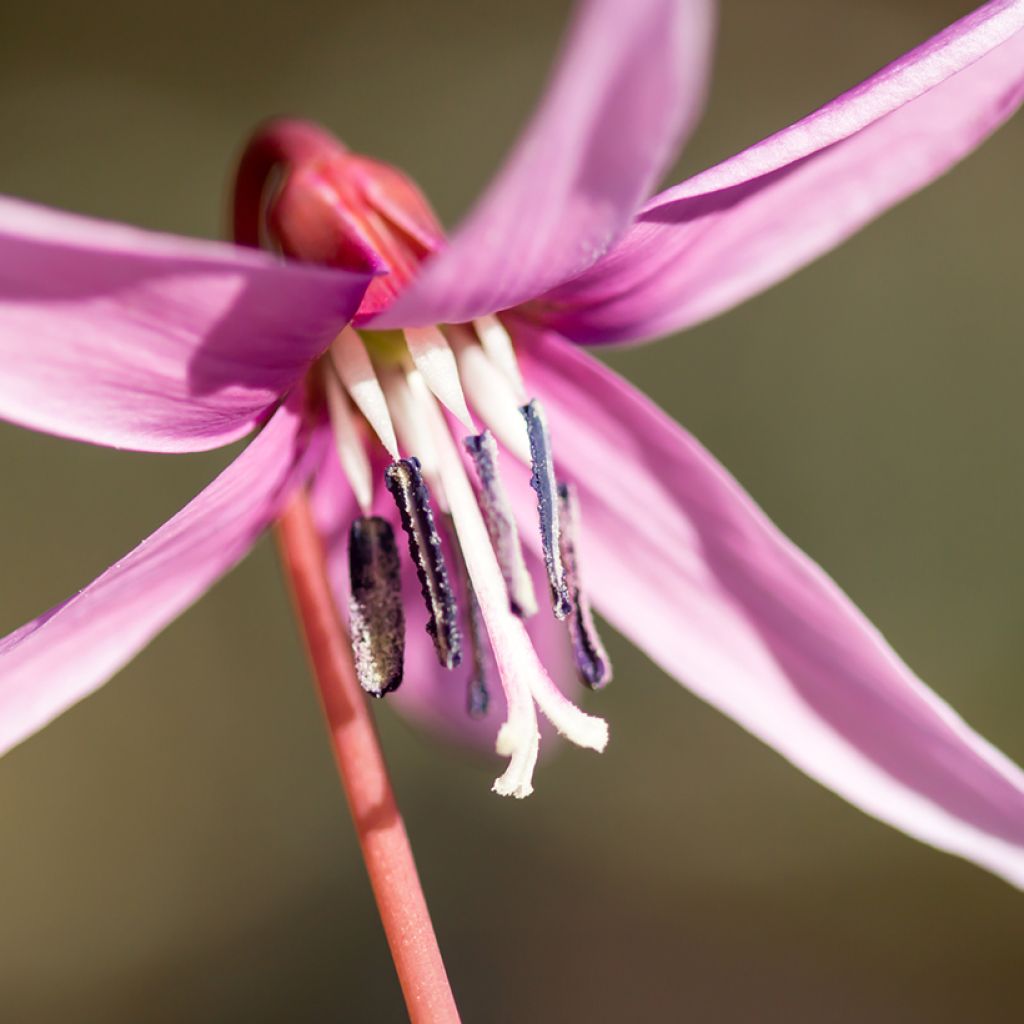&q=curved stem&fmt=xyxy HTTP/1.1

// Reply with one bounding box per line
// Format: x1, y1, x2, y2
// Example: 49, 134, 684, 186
235, 124, 457, 1020
276, 490, 461, 1024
